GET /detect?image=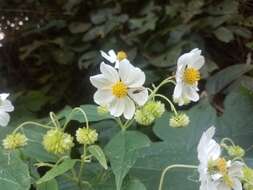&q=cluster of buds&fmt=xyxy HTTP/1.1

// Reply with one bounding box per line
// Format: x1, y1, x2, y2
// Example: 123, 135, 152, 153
2, 132, 27, 150
135, 101, 165, 126
42, 128, 74, 155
